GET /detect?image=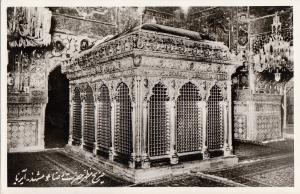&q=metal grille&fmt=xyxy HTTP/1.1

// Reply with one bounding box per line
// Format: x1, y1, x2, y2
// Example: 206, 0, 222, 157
176, 82, 202, 153
115, 83, 132, 158
148, 83, 170, 157
72, 87, 82, 145
83, 86, 95, 151
97, 85, 111, 152
207, 85, 224, 150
